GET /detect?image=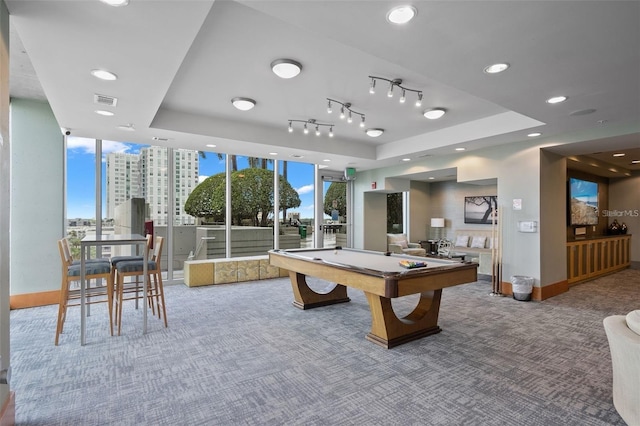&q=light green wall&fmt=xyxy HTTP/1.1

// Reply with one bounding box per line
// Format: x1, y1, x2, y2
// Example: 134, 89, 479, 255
1, 0, 11, 408
10, 98, 63, 295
